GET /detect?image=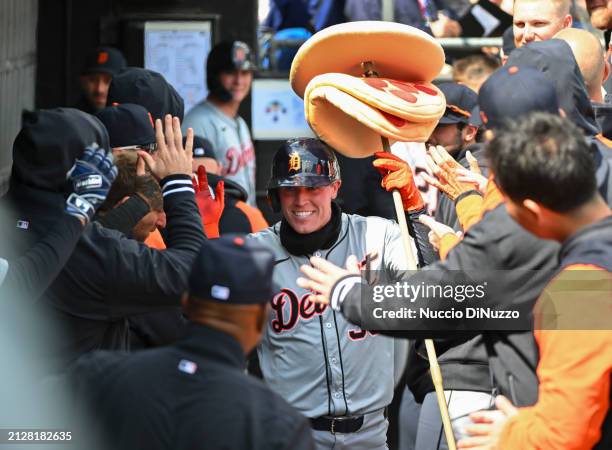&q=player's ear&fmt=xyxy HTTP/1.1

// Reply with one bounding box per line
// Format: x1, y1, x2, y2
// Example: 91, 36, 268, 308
521, 199, 542, 222
330, 180, 341, 199
463, 125, 478, 143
